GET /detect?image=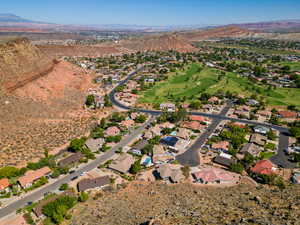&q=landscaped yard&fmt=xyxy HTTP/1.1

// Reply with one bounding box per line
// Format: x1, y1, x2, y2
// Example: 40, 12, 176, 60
139, 63, 300, 108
